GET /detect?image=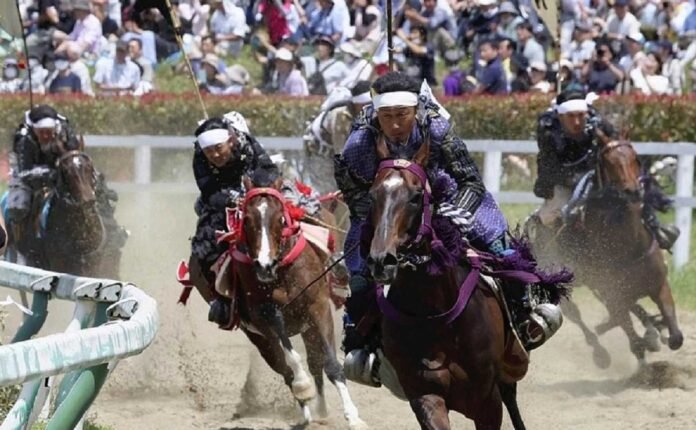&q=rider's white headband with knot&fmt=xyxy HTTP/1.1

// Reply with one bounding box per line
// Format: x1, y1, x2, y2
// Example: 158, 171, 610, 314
351, 92, 371, 104
198, 128, 230, 149
32, 117, 57, 129
555, 92, 599, 114
372, 91, 418, 110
